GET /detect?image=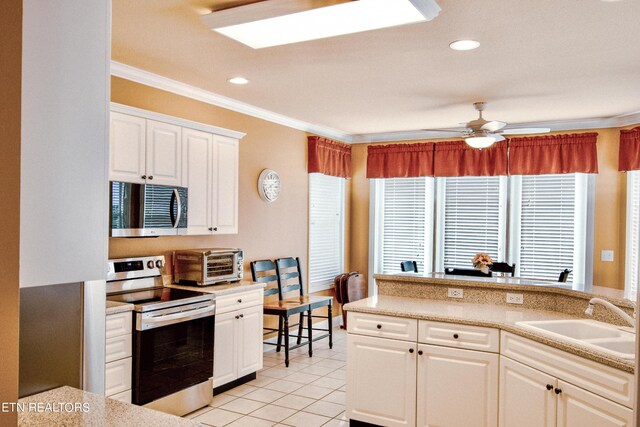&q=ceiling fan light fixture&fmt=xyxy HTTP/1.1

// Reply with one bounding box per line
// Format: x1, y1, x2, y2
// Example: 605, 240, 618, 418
465, 135, 496, 149
449, 39, 480, 51
202, 0, 442, 49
